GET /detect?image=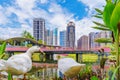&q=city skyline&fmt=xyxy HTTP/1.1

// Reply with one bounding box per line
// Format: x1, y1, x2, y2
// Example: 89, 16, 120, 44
0, 0, 105, 42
